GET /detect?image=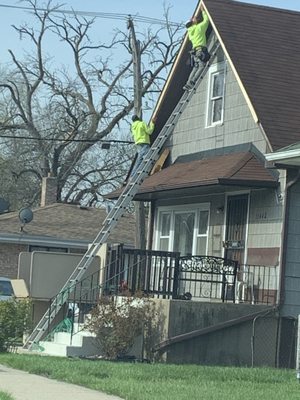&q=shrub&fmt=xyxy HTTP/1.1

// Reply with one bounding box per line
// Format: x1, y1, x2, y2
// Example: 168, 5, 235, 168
0, 299, 32, 352
86, 294, 159, 360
